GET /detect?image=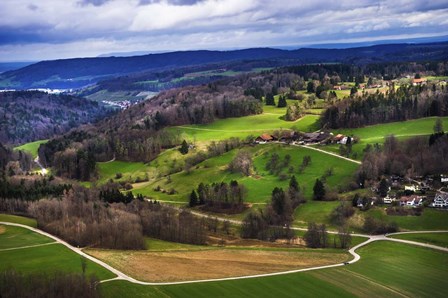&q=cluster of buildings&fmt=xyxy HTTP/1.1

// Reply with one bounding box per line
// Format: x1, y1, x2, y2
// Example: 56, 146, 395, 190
254, 131, 350, 145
